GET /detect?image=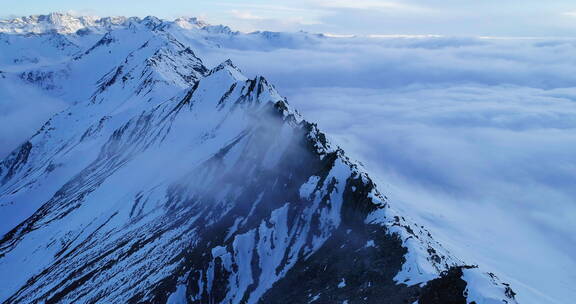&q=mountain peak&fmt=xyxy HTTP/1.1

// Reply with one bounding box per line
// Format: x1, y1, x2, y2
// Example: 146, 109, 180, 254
141, 15, 164, 30
210, 59, 242, 76
86, 32, 208, 104
173, 16, 208, 29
